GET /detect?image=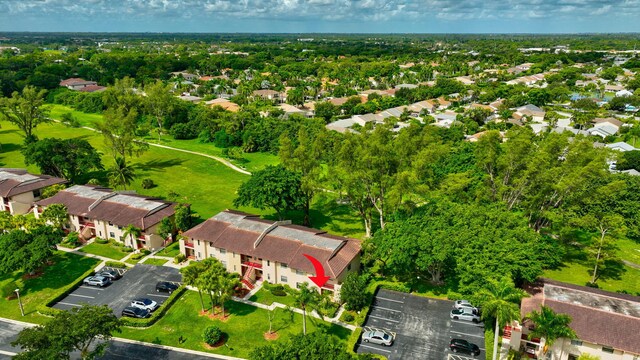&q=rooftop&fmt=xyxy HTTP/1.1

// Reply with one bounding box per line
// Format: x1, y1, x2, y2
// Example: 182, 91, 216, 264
0, 169, 67, 198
